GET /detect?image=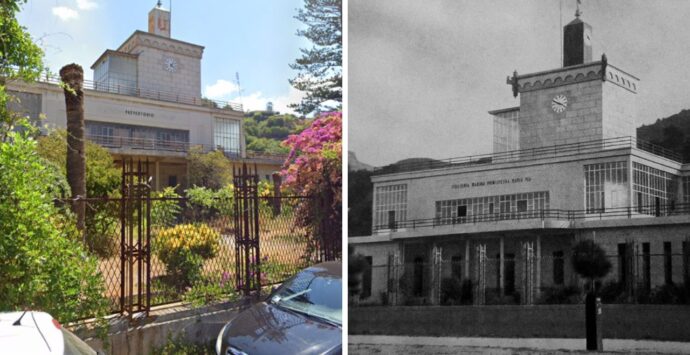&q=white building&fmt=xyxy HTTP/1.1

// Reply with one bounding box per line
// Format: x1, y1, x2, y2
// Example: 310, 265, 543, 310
8, 2, 283, 189
351, 13, 690, 306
